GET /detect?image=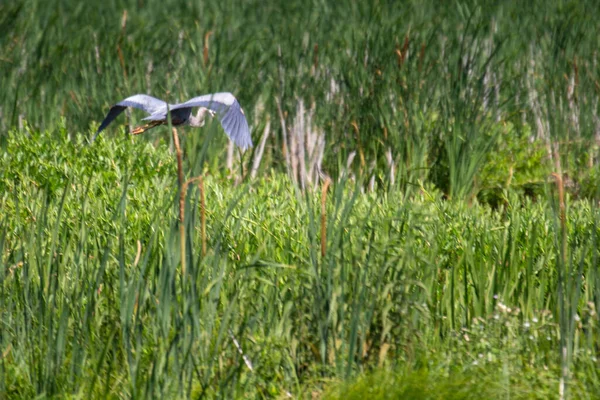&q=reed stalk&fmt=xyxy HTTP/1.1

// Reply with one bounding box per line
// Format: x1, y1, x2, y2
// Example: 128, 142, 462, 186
172, 127, 186, 275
